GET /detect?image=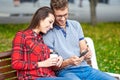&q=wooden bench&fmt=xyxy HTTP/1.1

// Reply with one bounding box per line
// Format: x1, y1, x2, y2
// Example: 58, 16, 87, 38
0, 51, 17, 80
0, 37, 120, 80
